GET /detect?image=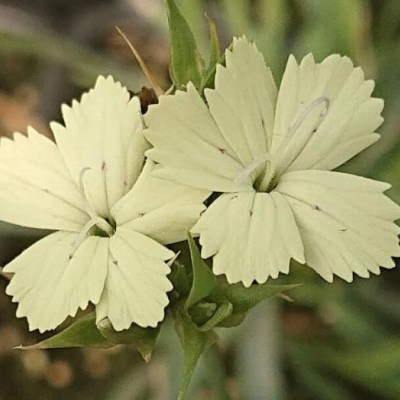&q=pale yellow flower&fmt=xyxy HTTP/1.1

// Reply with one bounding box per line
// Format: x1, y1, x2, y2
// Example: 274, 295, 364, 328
145, 37, 400, 286
2, 76, 208, 332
